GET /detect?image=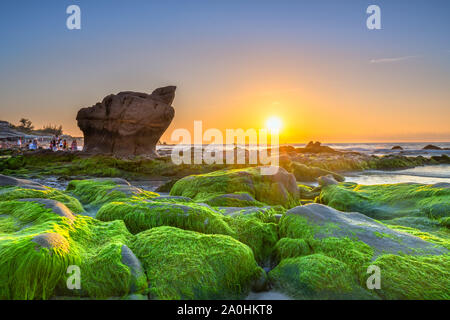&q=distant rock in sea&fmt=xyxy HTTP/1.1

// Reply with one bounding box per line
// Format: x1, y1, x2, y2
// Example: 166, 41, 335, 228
391, 146, 403, 150
423, 144, 442, 150
77, 86, 176, 158
297, 141, 339, 154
